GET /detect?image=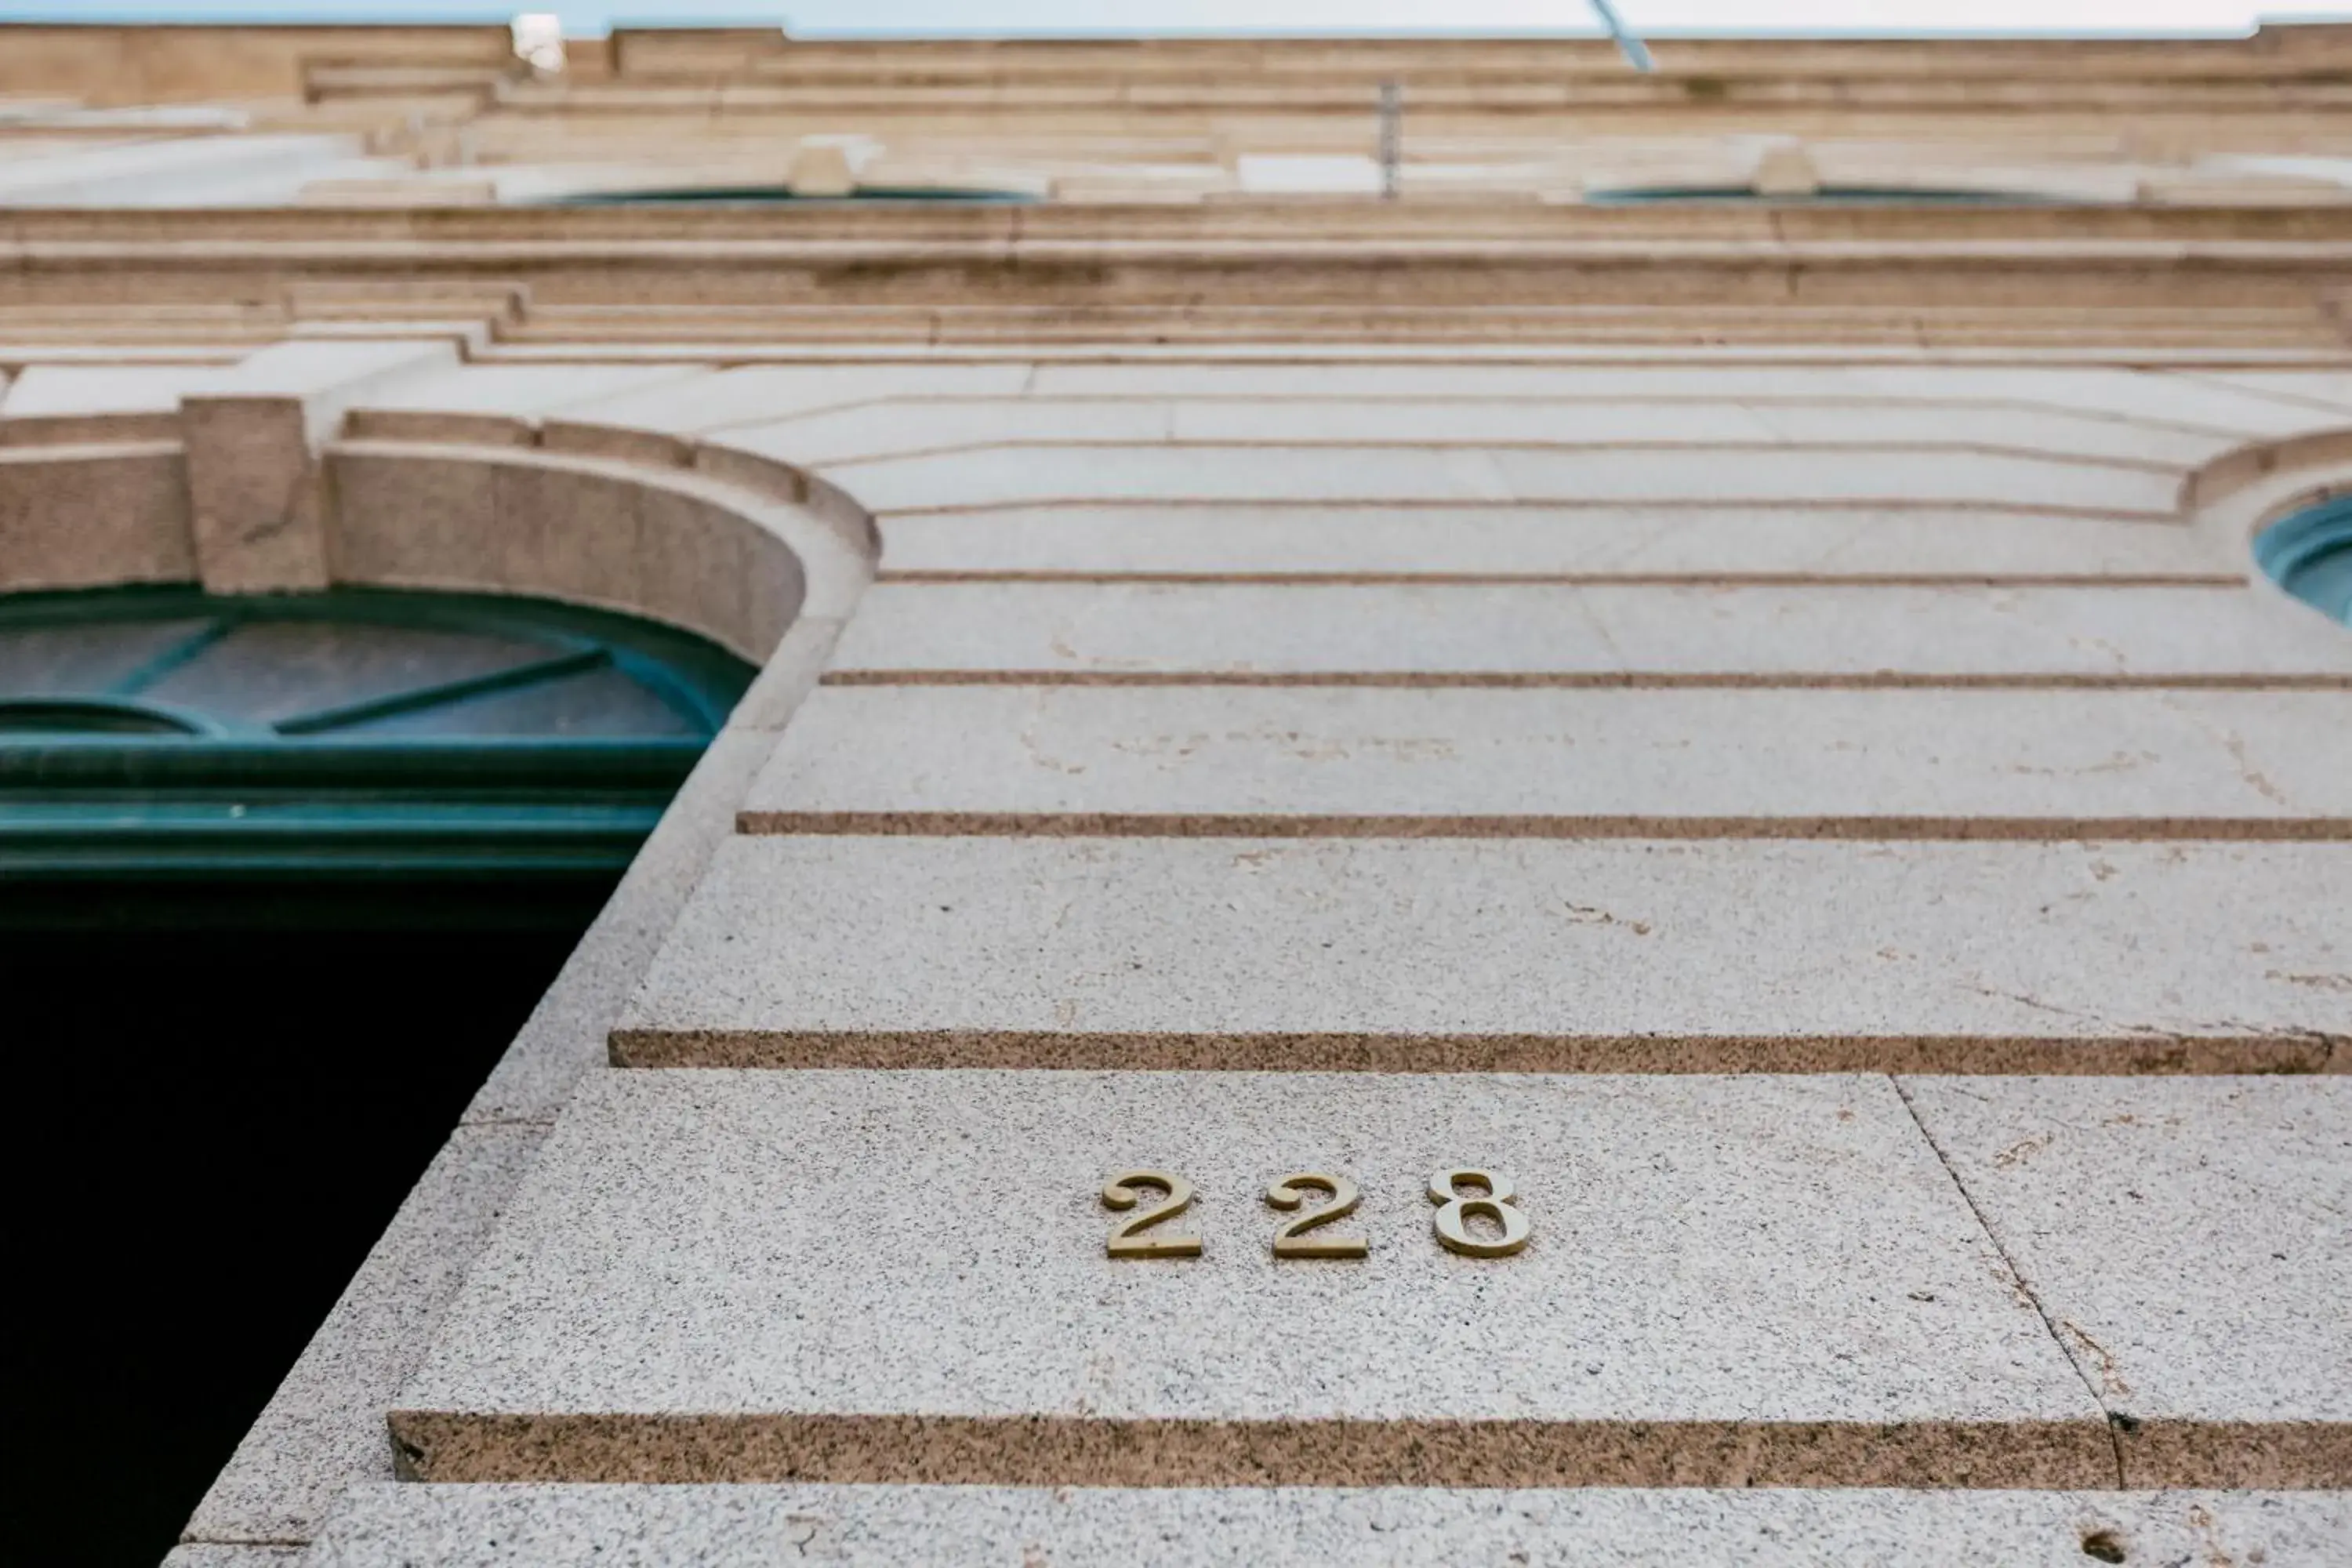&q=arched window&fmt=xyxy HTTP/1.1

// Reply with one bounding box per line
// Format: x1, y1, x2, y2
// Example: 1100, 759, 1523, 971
2255, 493, 2352, 627
0, 585, 751, 922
